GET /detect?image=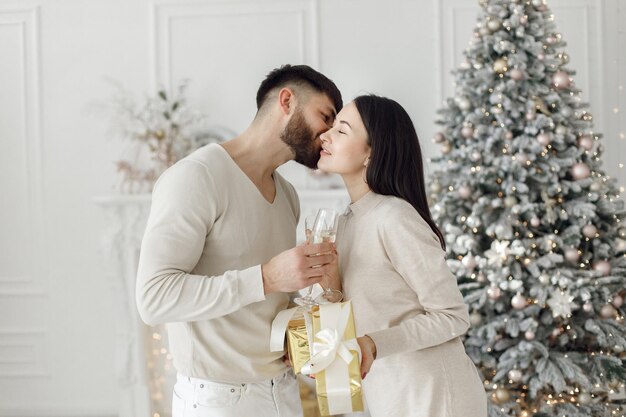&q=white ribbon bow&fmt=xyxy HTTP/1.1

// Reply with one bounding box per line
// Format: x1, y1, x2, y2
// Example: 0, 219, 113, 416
300, 327, 356, 375
300, 304, 360, 375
